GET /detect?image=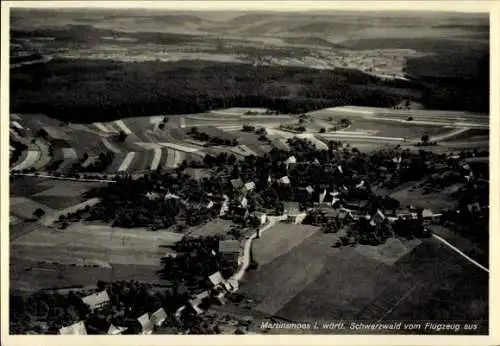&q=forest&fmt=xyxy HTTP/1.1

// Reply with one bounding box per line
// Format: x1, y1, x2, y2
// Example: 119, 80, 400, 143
10, 57, 476, 123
